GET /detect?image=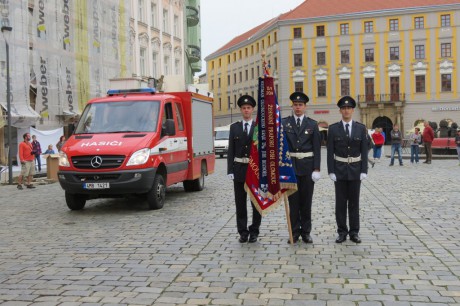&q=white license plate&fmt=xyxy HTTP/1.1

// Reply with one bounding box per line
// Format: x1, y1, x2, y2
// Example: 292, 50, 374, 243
83, 182, 110, 189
